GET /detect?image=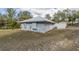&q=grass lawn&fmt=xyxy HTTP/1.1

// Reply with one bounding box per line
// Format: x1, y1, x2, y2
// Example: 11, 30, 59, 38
0, 29, 79, 51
